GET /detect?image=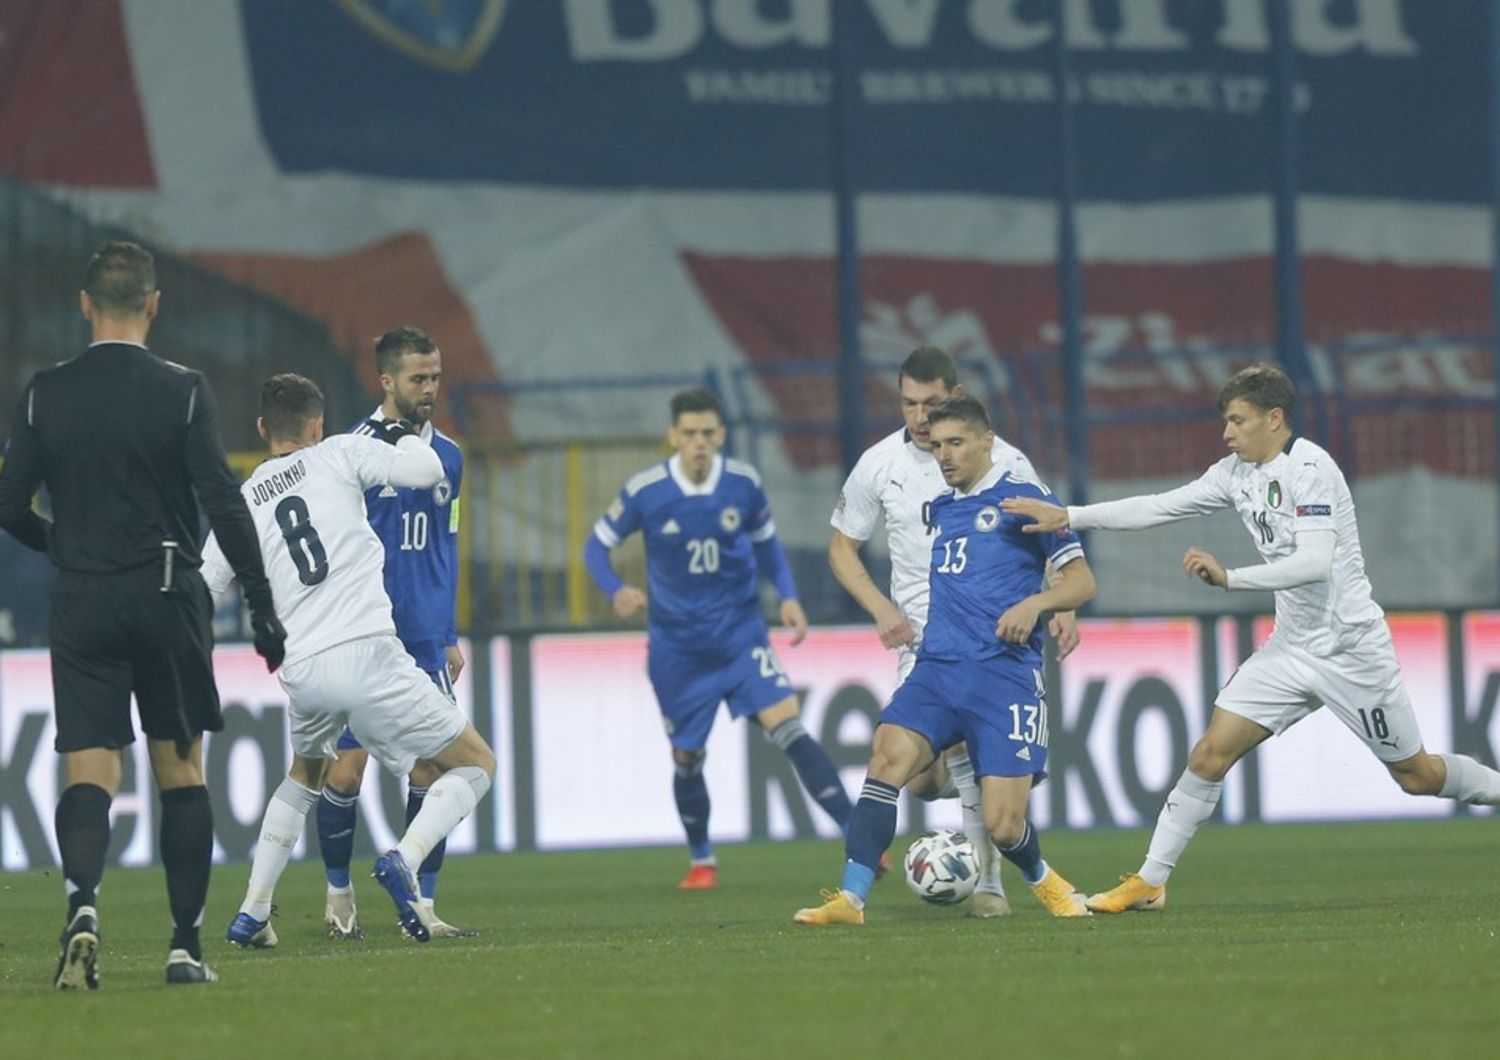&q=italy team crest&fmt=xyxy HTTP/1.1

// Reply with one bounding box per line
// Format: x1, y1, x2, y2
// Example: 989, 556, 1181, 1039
336, 0, 507, 73
1267, 480, 1282, 508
